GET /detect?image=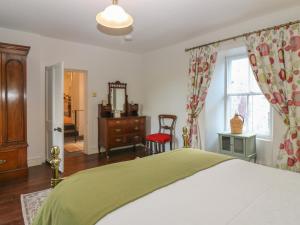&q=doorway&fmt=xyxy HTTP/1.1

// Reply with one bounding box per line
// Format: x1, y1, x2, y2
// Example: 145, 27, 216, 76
63, 69, 87, 158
